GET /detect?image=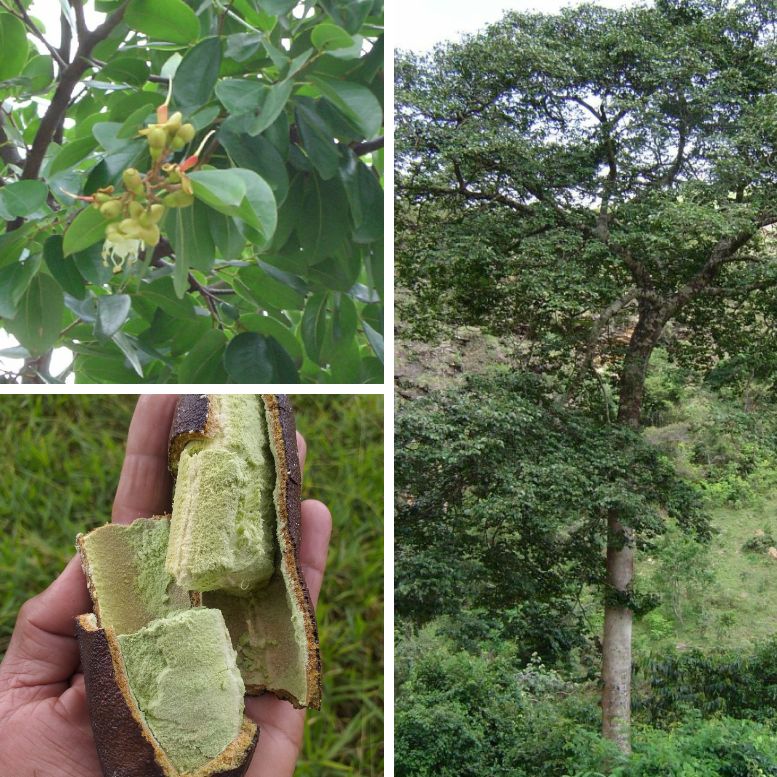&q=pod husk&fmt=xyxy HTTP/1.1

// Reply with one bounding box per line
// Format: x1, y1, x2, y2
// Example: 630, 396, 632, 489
75, 613, 258, 777
168, 394, 322, 709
